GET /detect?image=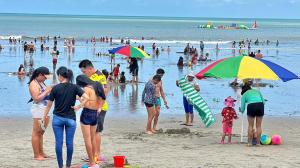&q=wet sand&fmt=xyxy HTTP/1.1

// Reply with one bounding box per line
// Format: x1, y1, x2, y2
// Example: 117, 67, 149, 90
1, 114, 300, 168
